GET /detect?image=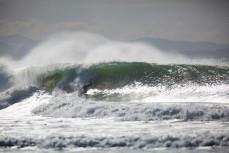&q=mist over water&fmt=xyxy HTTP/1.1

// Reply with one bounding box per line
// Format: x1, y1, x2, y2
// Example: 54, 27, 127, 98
1, 32, 167, 68
1, 32, 227, 70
